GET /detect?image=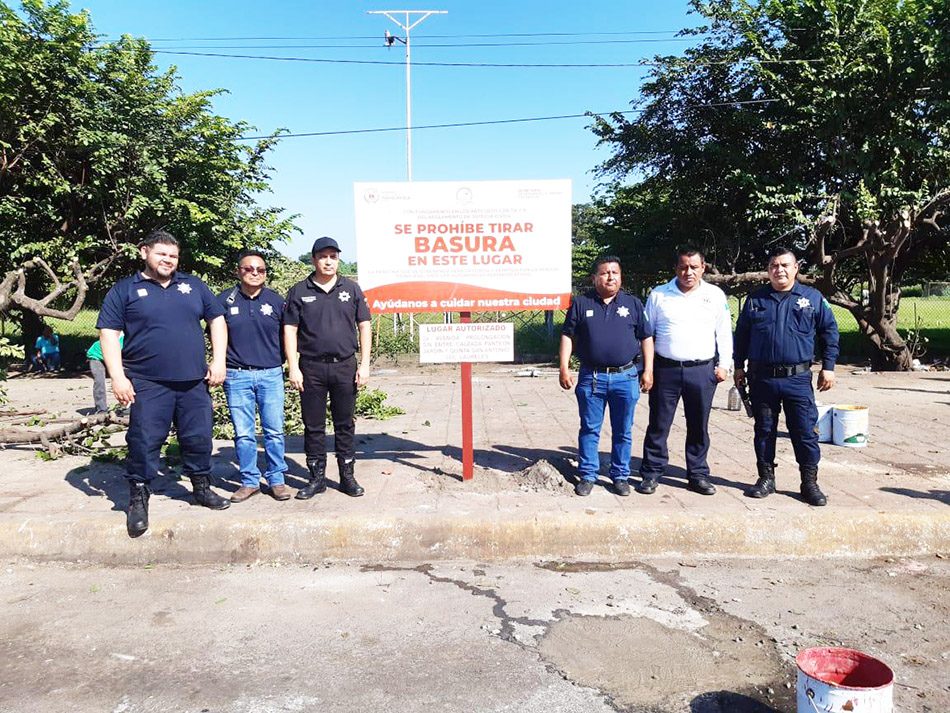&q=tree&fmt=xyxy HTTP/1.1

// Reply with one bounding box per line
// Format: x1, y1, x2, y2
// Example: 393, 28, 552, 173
0, 0, 297, 332
591, 0, 950, 369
